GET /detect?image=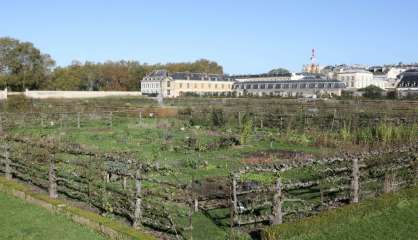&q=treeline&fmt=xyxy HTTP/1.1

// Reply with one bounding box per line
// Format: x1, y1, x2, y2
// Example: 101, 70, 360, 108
0, 37, 223, 91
